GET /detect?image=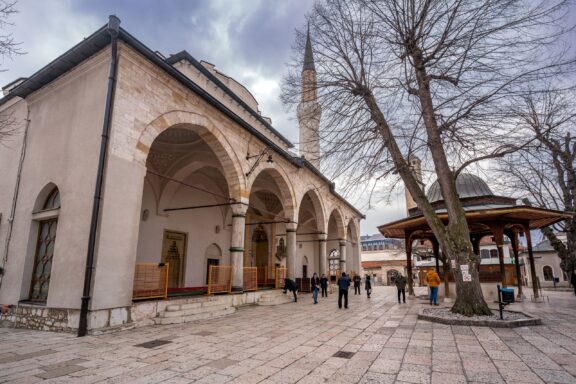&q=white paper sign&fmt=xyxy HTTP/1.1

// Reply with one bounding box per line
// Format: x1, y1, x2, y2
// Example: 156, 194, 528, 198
460, 265, 469, 272
462, 273, 472, 282
451, 260, 456, 269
